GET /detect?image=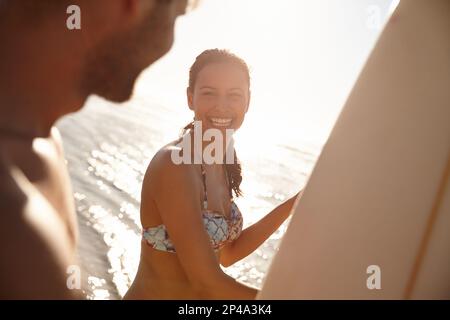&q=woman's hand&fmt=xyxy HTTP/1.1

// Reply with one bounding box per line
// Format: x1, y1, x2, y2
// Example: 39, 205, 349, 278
220, 188, 303, 267
288, 189, 304, 215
